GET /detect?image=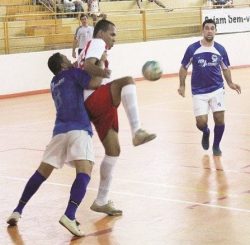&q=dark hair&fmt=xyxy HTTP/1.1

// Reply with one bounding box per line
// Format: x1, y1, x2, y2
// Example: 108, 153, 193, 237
93, 19, 115, 38
80, 13, 88, 19
202, 19, 217, 29
48, 52, 63, 75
